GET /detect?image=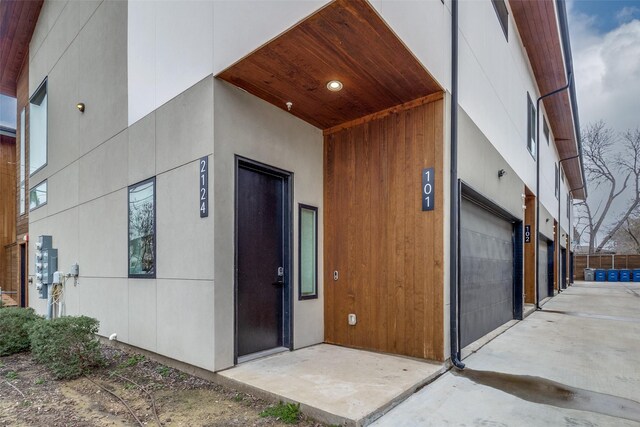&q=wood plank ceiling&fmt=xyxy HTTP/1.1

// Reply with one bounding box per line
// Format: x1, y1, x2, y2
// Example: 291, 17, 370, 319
510, 0, 585, 199
217, 0, 442, 130
0, 0, 43, 97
